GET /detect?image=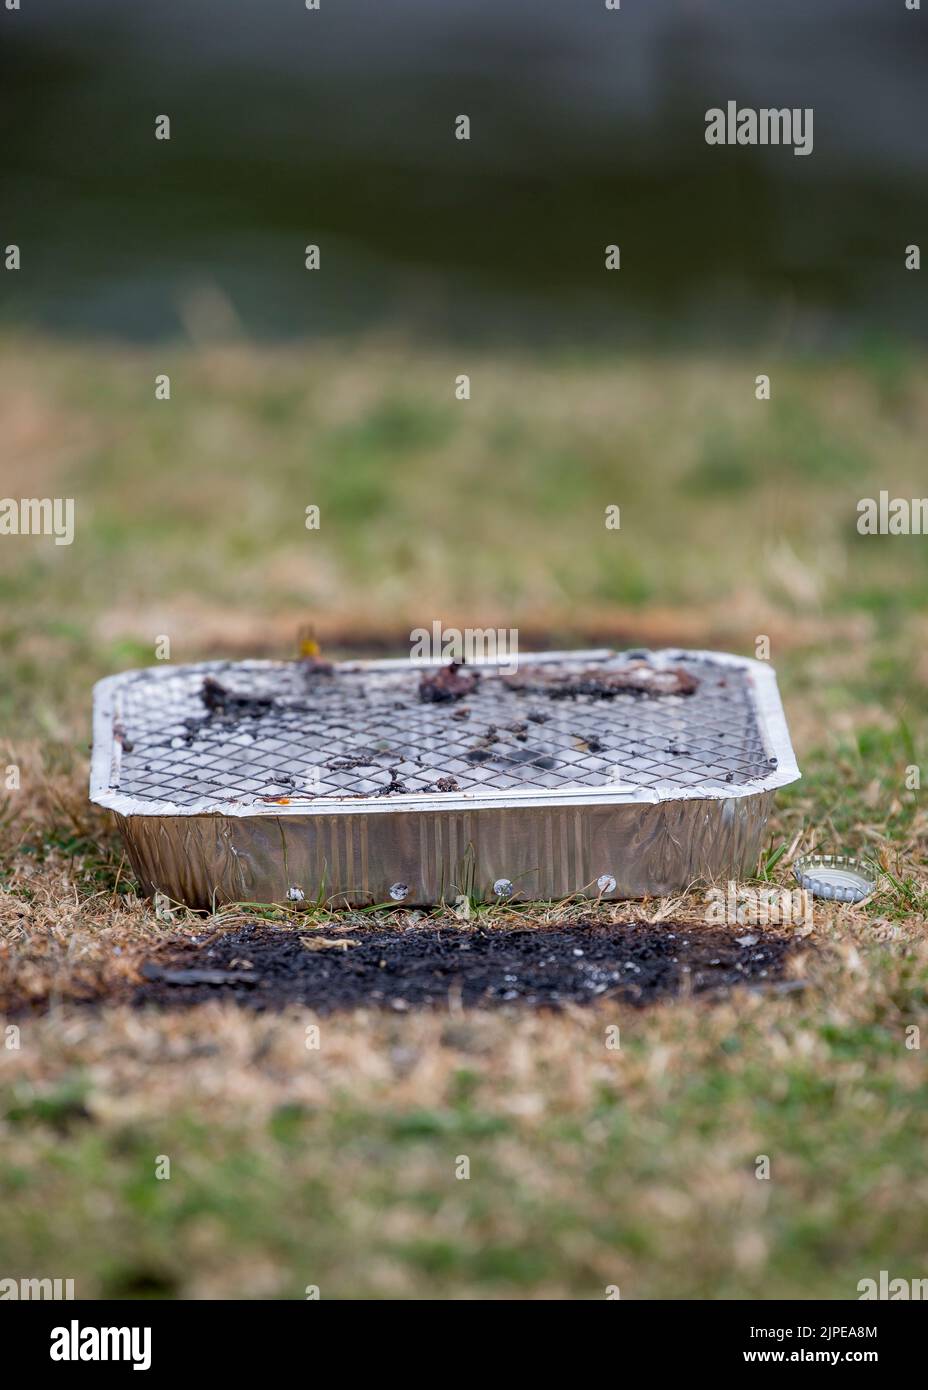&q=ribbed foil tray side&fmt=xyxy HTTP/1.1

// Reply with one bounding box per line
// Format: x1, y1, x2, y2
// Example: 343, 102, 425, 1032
115, 791, 773, 908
